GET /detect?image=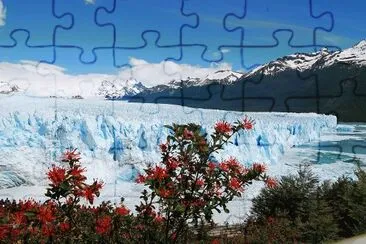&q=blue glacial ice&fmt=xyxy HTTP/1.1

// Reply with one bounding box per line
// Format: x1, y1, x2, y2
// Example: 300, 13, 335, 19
0, 95, 337, 188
